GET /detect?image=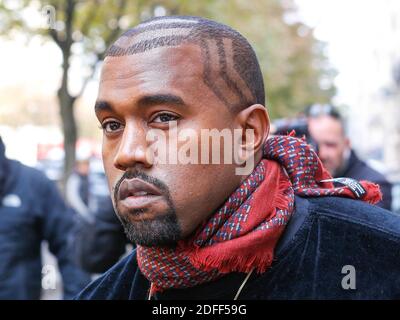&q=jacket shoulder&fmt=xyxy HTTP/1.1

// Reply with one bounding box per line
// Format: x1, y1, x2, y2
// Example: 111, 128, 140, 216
347, 155, 390, 184
74, 250, 145, 300
307, 196, 400, 238
9, 161, 51, 188
358, 164, 389, 184
19, 162, 51, 184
